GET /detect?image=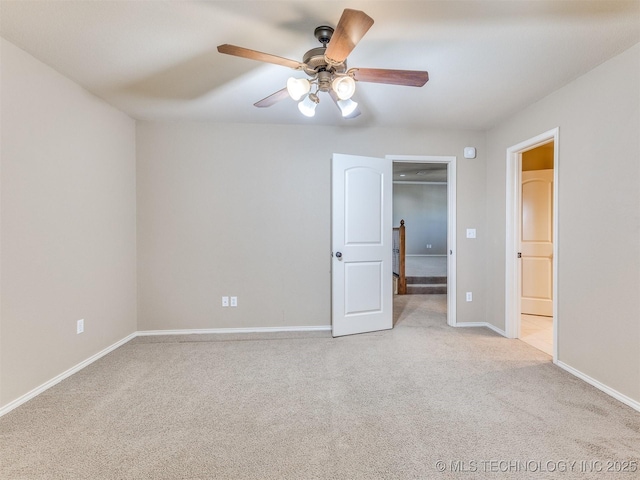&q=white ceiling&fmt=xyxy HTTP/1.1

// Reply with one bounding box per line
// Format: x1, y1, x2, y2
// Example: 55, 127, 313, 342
1, 1, 639, 130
